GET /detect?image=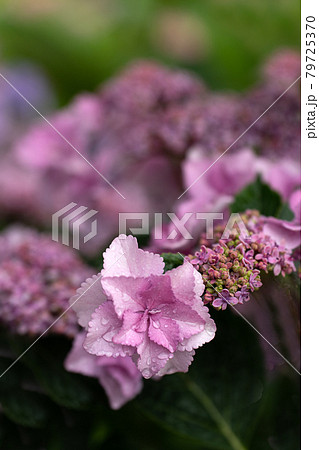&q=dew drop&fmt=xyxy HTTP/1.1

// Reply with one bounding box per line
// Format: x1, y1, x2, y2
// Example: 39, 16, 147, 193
142, 368, 151, 378
152, 321, 160, 329
205, 322, 215, 335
